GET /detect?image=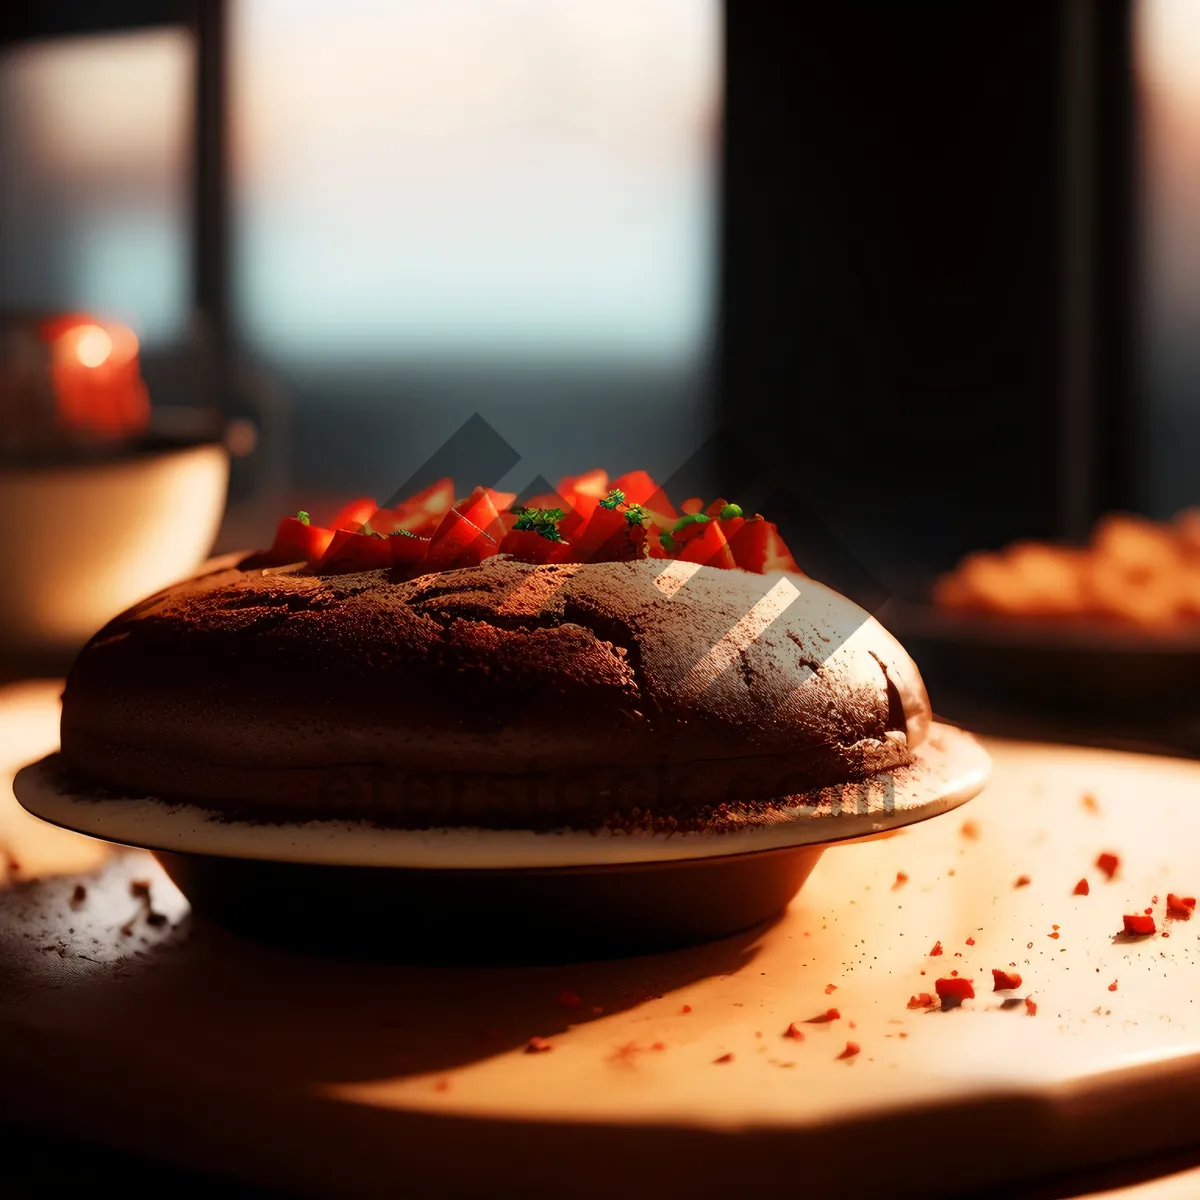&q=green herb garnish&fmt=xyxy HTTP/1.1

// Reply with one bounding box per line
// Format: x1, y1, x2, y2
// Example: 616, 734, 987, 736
511, 505, 567, 542
672, 512, 710, 534
718, 503, 743, 521
624, 503, 649, 526
296, 511, 311, 525
598, 489, 626, 510
659, 531, 678, 553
